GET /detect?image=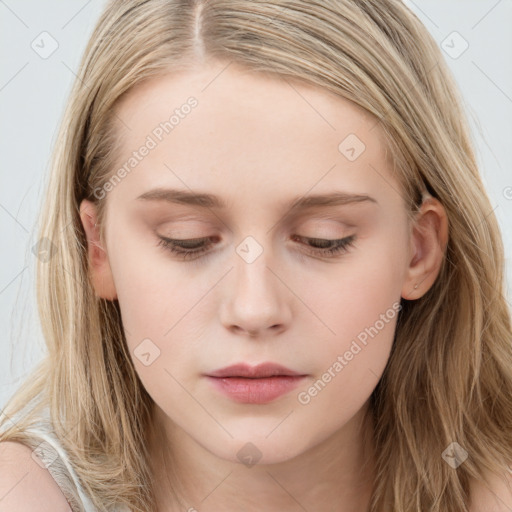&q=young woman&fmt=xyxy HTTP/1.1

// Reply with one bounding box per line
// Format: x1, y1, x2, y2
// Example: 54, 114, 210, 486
1, 1, 512, 511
